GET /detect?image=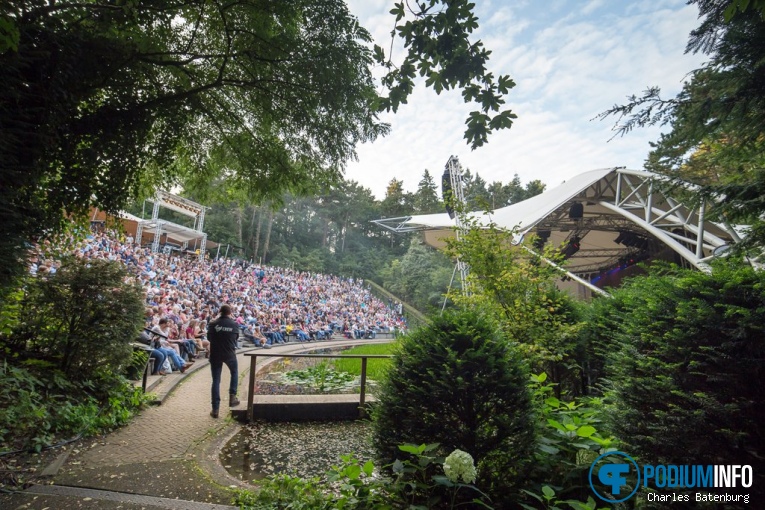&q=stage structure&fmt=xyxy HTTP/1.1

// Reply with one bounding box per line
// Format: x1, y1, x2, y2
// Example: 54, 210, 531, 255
441, 155, 469, 295
374, 167, 747, 298
135, 191, 209, 260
